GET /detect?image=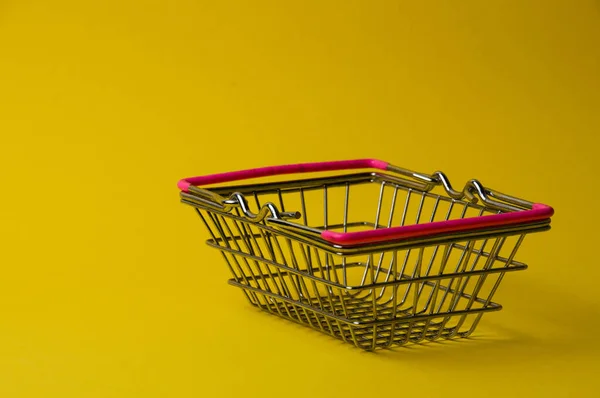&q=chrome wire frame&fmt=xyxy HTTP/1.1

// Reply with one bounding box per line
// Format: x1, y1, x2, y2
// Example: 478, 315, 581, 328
182, 172, 550, 350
